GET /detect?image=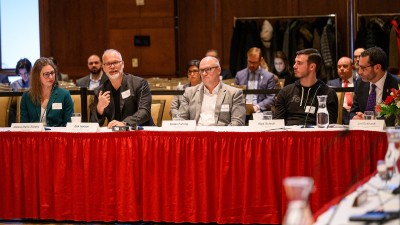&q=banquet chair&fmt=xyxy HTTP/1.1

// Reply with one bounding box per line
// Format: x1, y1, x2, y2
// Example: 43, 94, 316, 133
151, 99, 166, 127
336, 91, 344, 124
